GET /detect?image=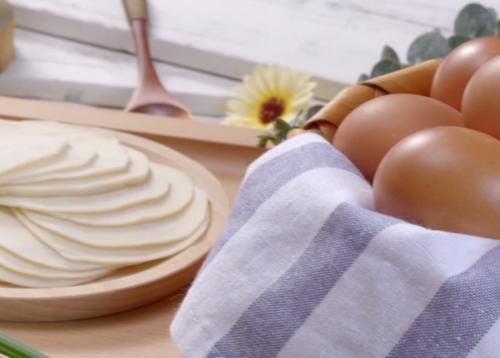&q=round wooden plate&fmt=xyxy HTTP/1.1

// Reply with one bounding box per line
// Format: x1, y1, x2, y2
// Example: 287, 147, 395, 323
0, 128, 229, 322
